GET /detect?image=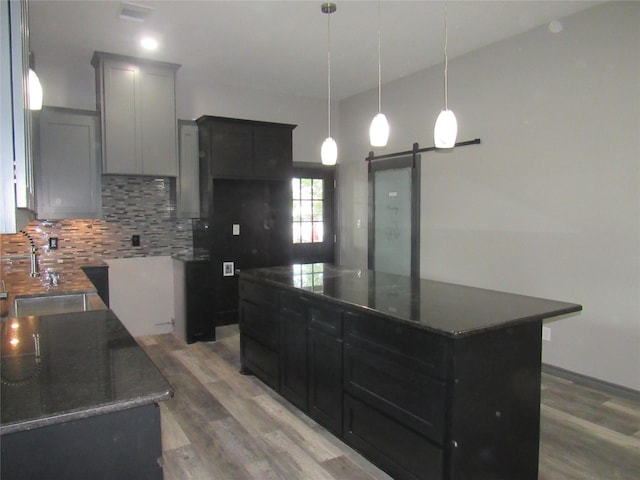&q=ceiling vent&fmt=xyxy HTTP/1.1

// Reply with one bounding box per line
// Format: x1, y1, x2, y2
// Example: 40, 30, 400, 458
118, 2, 154, 22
